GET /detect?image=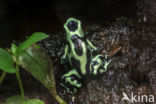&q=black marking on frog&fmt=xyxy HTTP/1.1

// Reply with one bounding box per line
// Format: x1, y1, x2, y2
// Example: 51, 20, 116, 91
71, 57, 83, 76
85, 48, 92, 76
67, 21, 78, 32
71, 35, 83, 56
